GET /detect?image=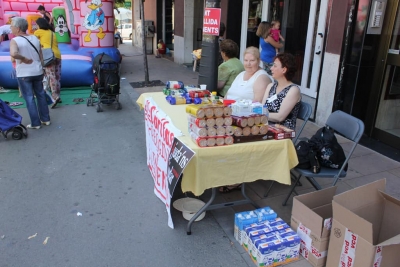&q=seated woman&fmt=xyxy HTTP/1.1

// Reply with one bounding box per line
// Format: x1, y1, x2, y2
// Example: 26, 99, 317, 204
217, 39, 244, 97
225, 46, 272, 103
262, 53, 301, 130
